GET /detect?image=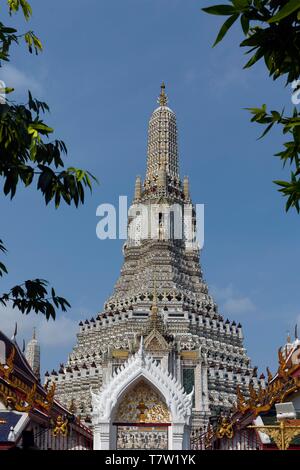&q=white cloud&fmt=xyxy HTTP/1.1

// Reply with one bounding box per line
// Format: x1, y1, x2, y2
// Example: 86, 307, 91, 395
0, 303, 78, 349
0, 64, 42, 95
211, 284, 256, 316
